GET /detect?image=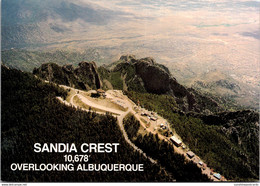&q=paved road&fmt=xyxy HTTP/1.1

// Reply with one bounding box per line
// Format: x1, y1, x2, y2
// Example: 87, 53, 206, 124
106, 91, 158, 163
57, 87, 225, 181
115, 91, 226, 181
117, 109, 157, 164
60, 89, 158, 165
76, 94, 124, 116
